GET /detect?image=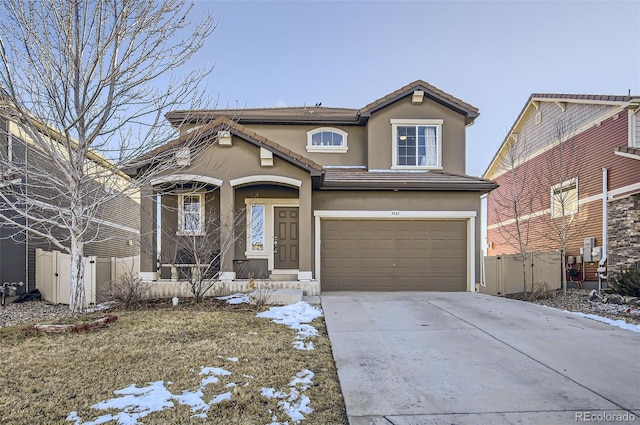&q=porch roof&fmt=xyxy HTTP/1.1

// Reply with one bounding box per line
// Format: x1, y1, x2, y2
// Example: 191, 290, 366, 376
321, 168, 498, 192
128, 117, 323, 177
